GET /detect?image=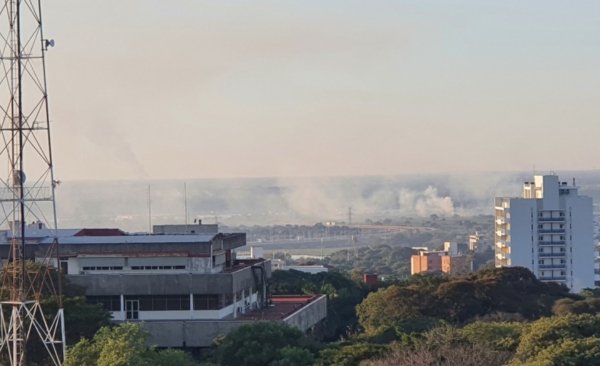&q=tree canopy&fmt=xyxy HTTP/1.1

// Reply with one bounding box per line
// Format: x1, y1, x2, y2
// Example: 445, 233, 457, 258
357, 267, 573, 334
65, 323, 198, 366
